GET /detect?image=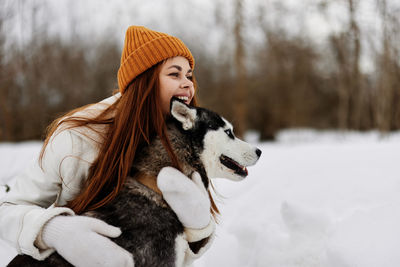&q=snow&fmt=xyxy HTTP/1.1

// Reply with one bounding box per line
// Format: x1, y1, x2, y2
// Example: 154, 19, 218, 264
1, 131, 400, 267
